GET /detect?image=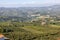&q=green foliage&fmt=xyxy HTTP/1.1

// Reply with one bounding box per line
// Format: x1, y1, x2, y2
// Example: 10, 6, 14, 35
0, 21, 60, 40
